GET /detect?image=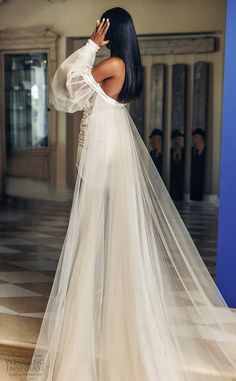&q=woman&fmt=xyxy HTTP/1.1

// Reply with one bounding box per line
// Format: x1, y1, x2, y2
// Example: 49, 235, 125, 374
26, 7, 236, 381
